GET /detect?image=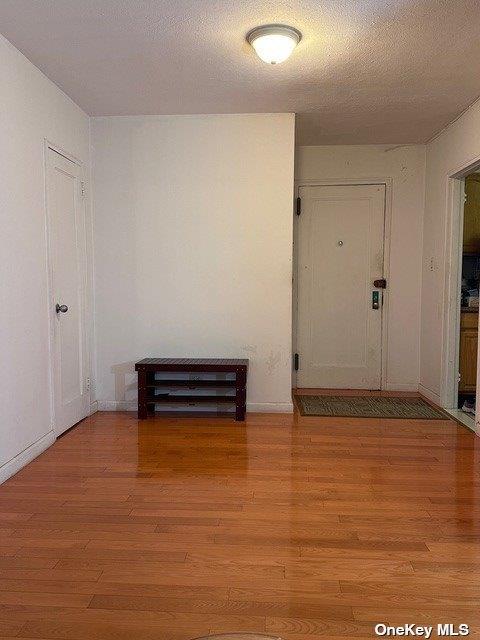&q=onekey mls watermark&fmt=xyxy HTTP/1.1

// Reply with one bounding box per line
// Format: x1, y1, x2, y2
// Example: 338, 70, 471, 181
374, 624, 470, 637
